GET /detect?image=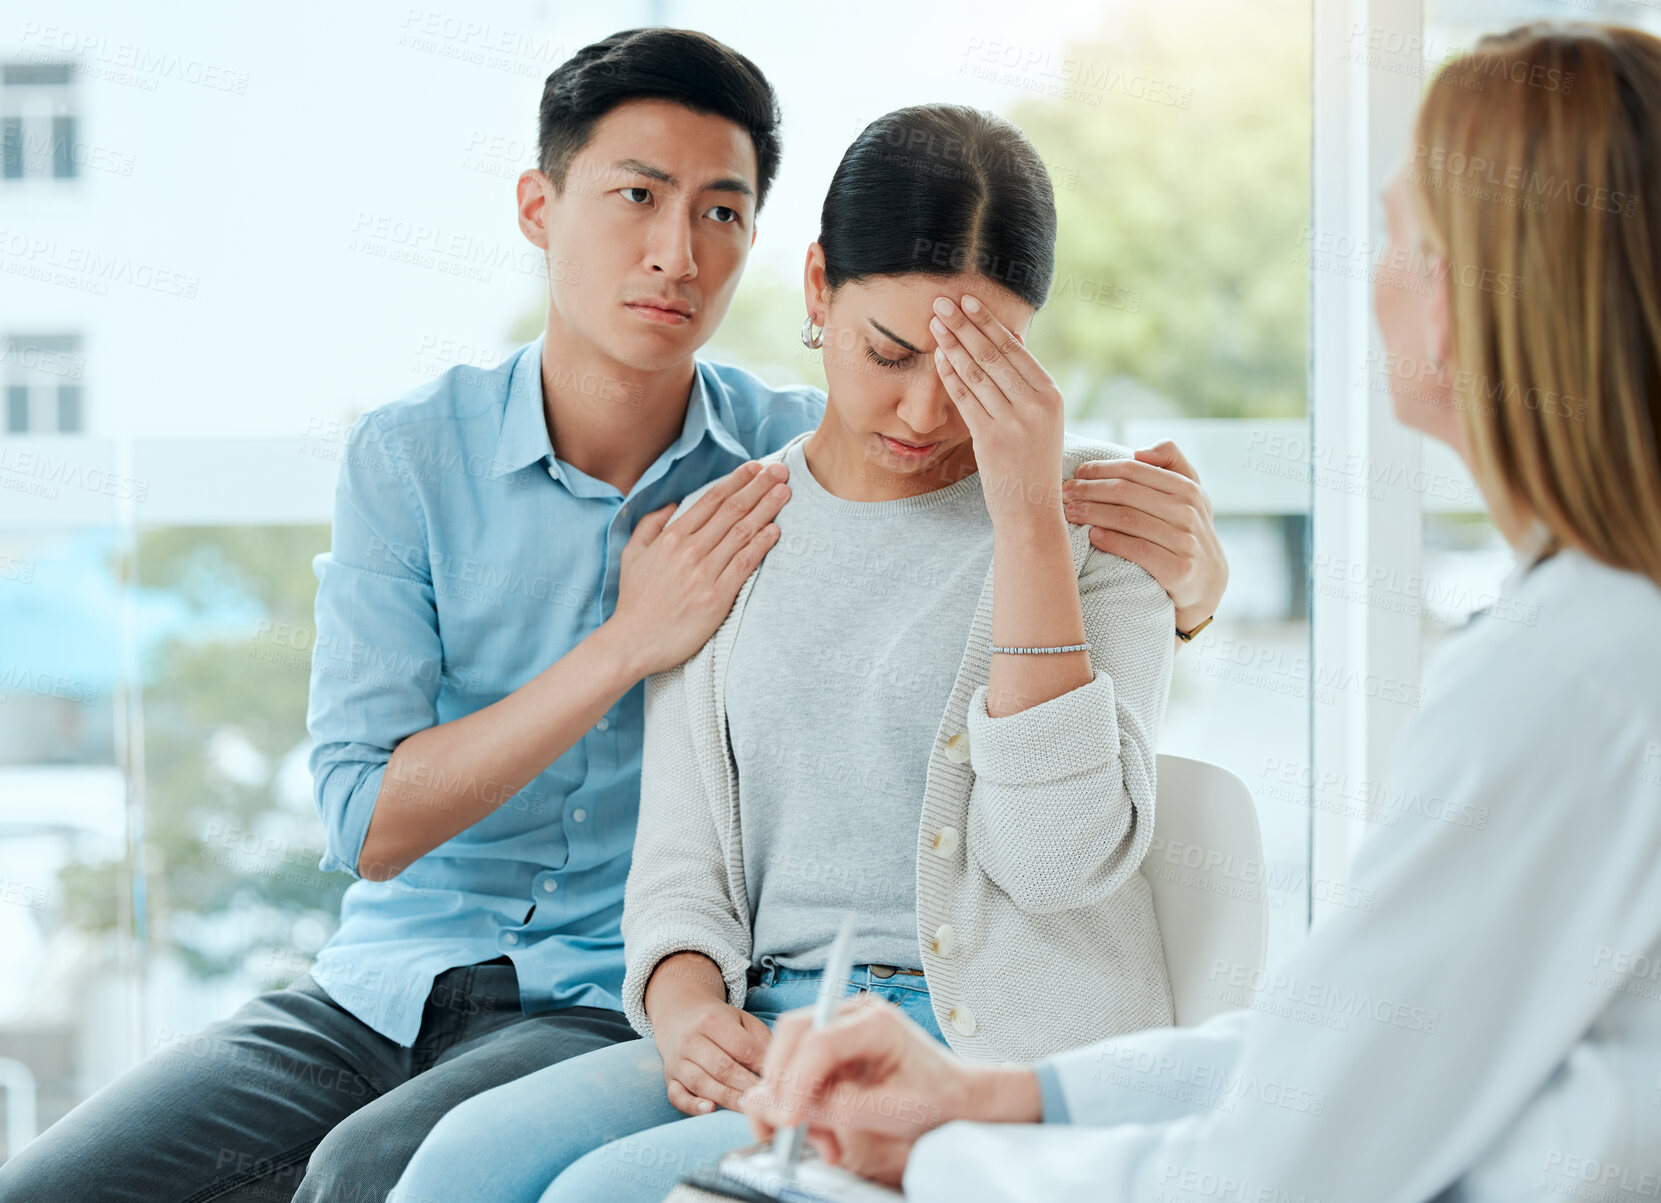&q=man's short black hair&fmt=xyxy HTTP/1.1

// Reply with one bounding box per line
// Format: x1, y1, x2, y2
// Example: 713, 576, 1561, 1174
537, 28, 782, 212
